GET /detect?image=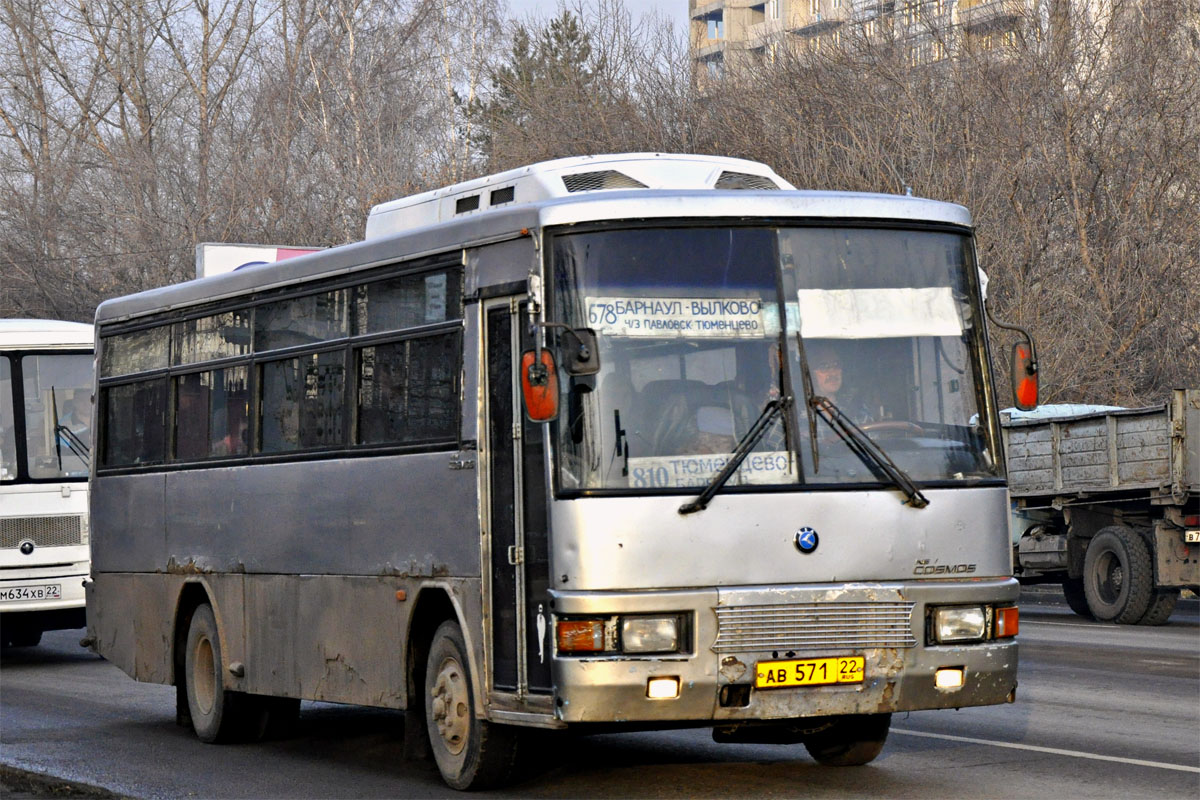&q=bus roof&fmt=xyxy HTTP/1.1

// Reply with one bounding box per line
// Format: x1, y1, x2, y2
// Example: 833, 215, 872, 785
96, 157, 972, 326
0, 319, 94, 349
